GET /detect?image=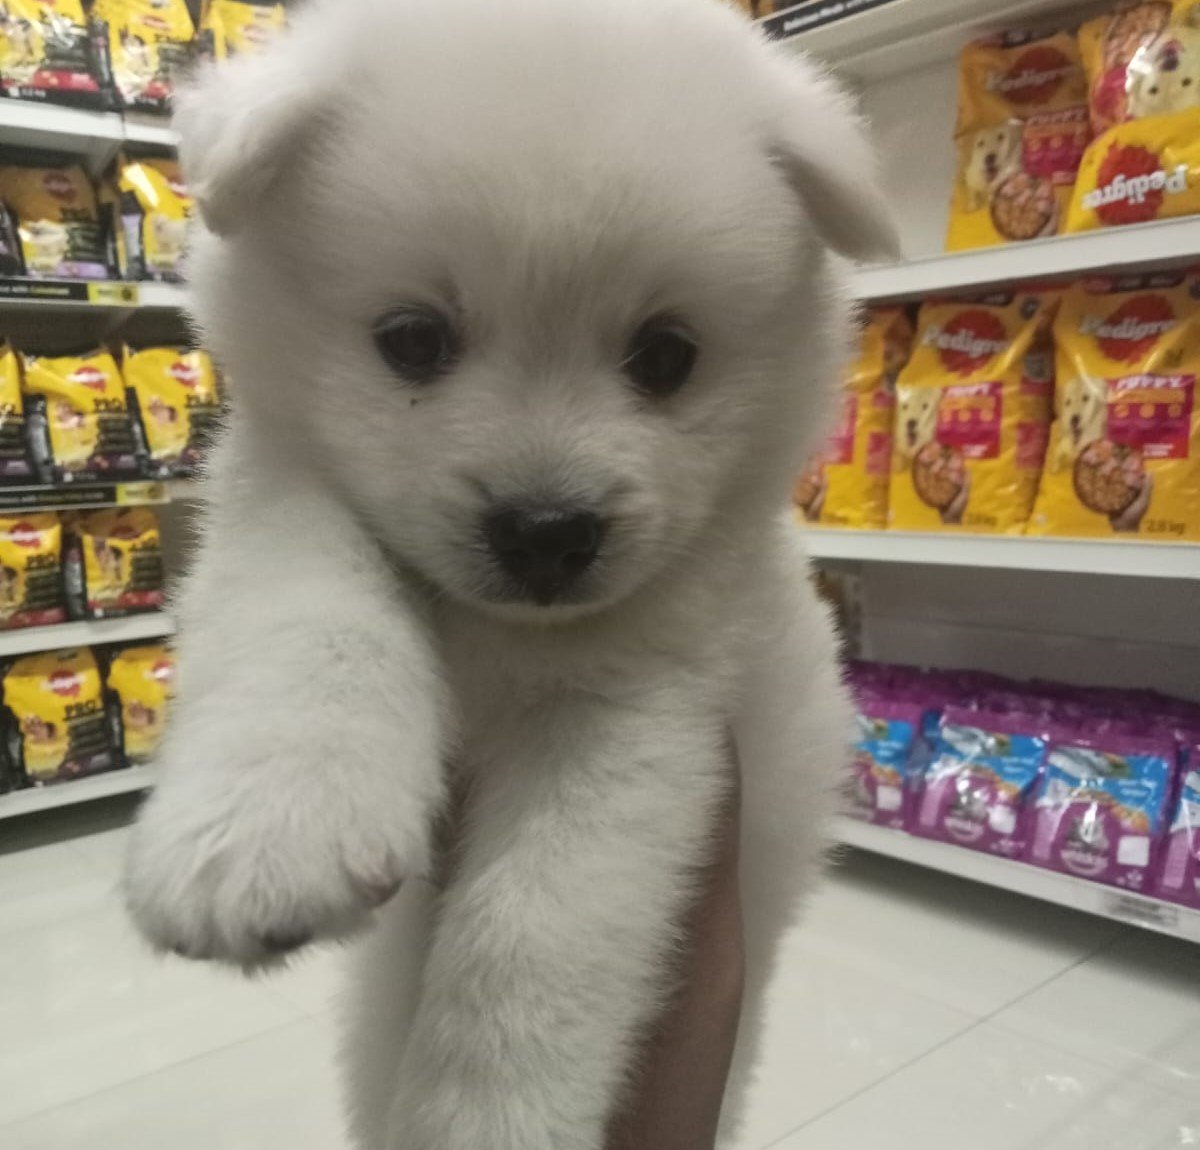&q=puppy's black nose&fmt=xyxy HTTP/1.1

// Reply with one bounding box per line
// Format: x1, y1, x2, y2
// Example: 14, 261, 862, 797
484, 506, 602, 602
